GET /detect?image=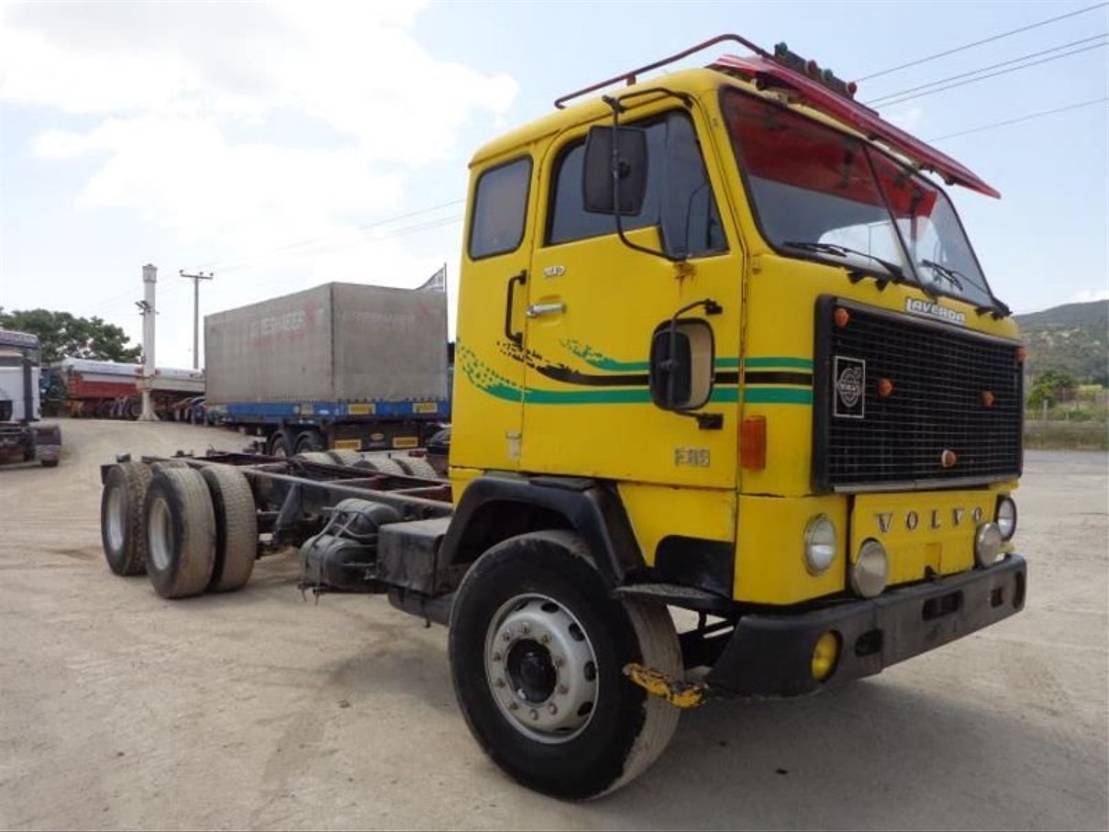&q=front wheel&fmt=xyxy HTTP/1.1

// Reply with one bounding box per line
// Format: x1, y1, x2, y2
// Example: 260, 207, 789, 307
448, 531, 681, 799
